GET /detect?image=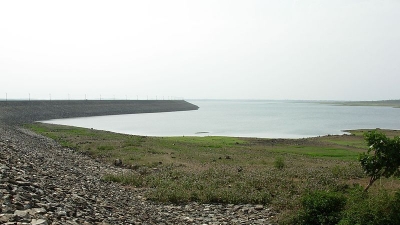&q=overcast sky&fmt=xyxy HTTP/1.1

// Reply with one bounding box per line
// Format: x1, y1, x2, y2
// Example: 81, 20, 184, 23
1, 0, 399, 101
